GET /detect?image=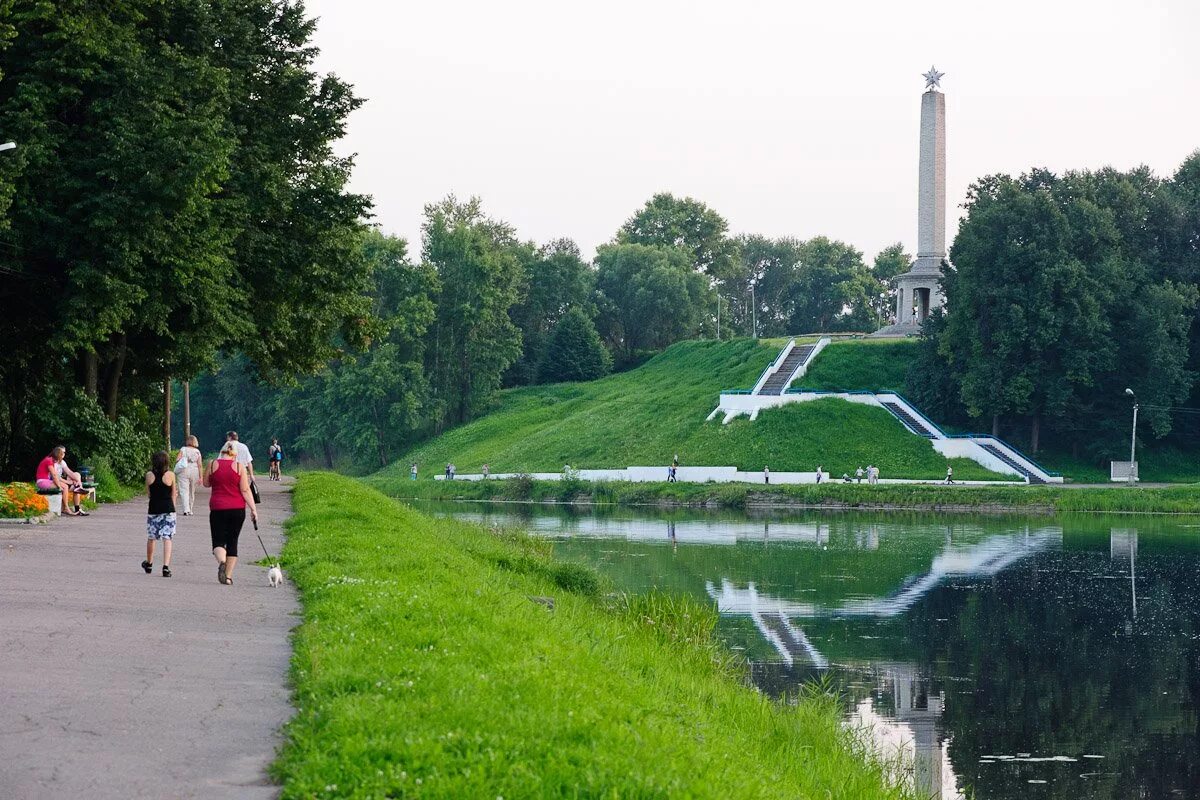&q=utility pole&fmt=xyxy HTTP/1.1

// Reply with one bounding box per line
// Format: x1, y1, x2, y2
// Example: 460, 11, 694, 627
716, 295, 721, 340
183, 380, 191, 440
749, 283, 757, 339
163, 379, 172, 450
